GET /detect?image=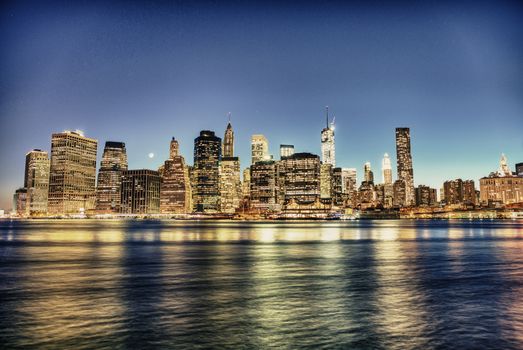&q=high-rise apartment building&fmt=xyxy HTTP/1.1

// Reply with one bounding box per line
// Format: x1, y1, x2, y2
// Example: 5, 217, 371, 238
242, 168, 251, 199
395, 127, 415, 206
443, 179, 464, 205
194, 130, 222, 212
120, 169, 161, 214
320, 107, 335, 166
160, 138, 192, 214
96, 142, 128, 213
220, 158, 241, 213
278, 153, 321, 206
251, 134, 269, 164
250, 160, 279, 211
280, 144, 295, 159
320, 163, 333, 199
363, 162, 374, 183
48, 130, 98, 215
381, 153, 392, 184
393, 179, 406, 207
415, 185, 436, 206
24, 149, 50, 215
463, 180, 477, 206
